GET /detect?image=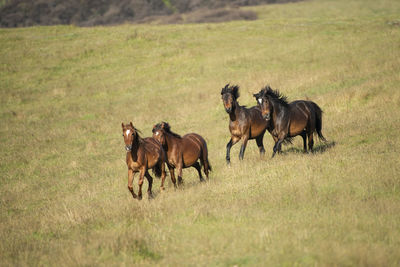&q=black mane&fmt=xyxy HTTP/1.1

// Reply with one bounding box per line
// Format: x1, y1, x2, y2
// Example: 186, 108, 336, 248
153, 122, 182, 138
221, 83, 240, 99
261, 85, 289, 107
